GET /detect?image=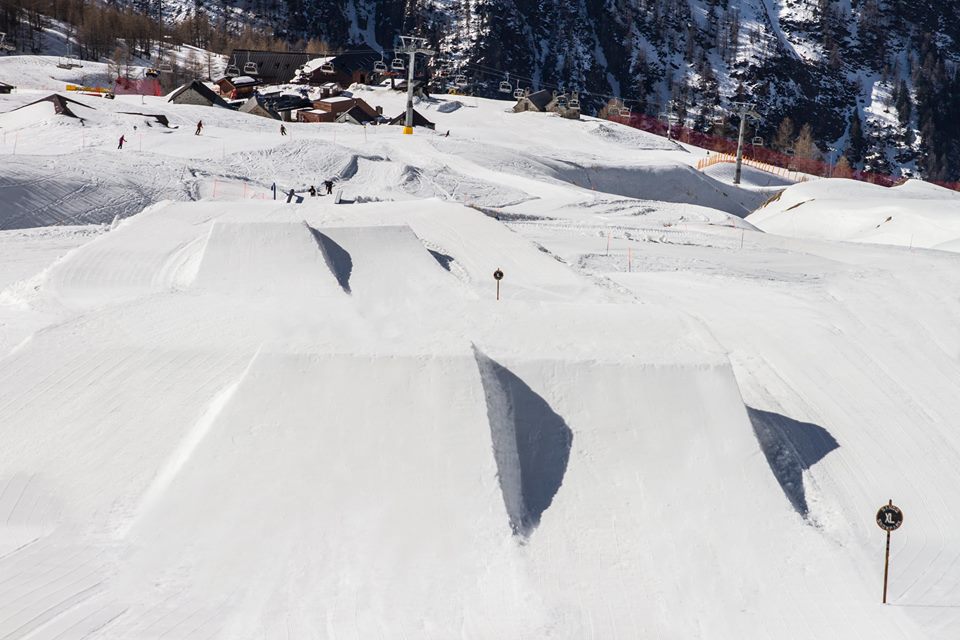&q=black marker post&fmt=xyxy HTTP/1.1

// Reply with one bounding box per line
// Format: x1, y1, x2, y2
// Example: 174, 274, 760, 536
876, 500, 904, 604
493, 268, 504, 301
